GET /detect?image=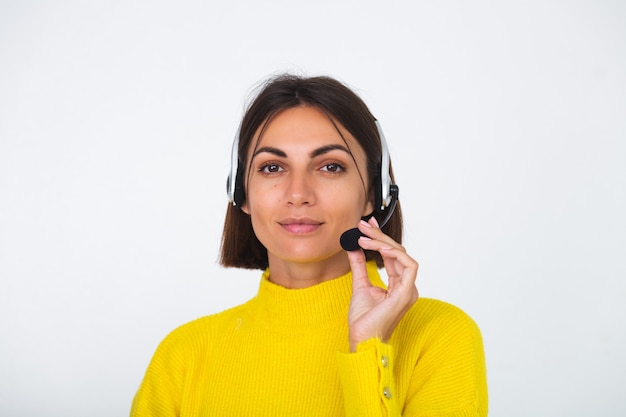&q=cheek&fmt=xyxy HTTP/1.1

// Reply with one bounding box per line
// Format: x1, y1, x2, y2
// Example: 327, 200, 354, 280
244, 184, 279, 216
331, 187, 372, 218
